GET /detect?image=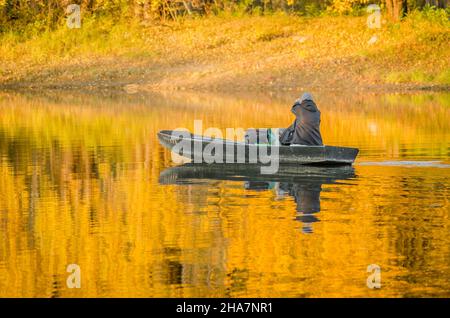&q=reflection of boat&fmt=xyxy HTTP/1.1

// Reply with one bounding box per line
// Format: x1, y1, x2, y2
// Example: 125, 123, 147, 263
159, 164, 356, 234
159, 163, 356, 184
158, 130, 359, 165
